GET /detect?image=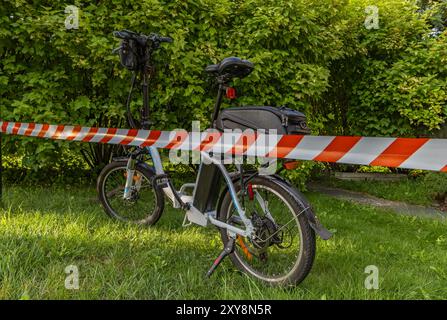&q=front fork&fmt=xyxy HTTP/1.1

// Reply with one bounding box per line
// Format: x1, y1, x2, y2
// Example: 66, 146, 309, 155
123, 156, 141, 200
123, 156, 137, 200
